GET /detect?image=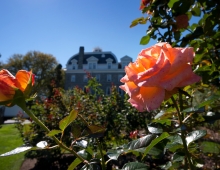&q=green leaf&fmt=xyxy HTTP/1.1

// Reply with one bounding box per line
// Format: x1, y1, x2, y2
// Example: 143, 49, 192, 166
191, 6, 201, 16
125, 134, 157, 150
167, 135, 183, 145
0, 146, 32, 156
142, 132, 170, 159
186, 130, 206, 146
71, 124, 81, 139
59, 109, 78, 131
168, 0, 180, 8
47, 129, 62, 137
182, 94, 220, 113
86, 125, 106, 138
67, 158, 82, 170
107, 134, 156, 160
147, 123, 163, 134
121, 162, 150, 170
77, 149, 92, 160
172, 152, 185, 162
200, 141, 220, 154
140, 35, 150, 45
